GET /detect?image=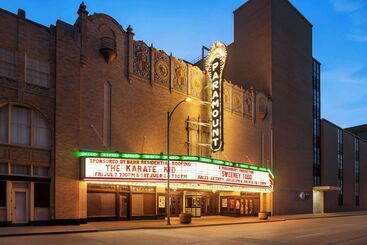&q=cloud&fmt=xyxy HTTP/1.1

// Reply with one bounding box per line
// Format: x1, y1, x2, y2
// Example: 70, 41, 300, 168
323, 64, 367, 85
330, 0, 367, 42
330, 0, 367, 13
321, 65, 367, 127
348, 33, 367, 42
